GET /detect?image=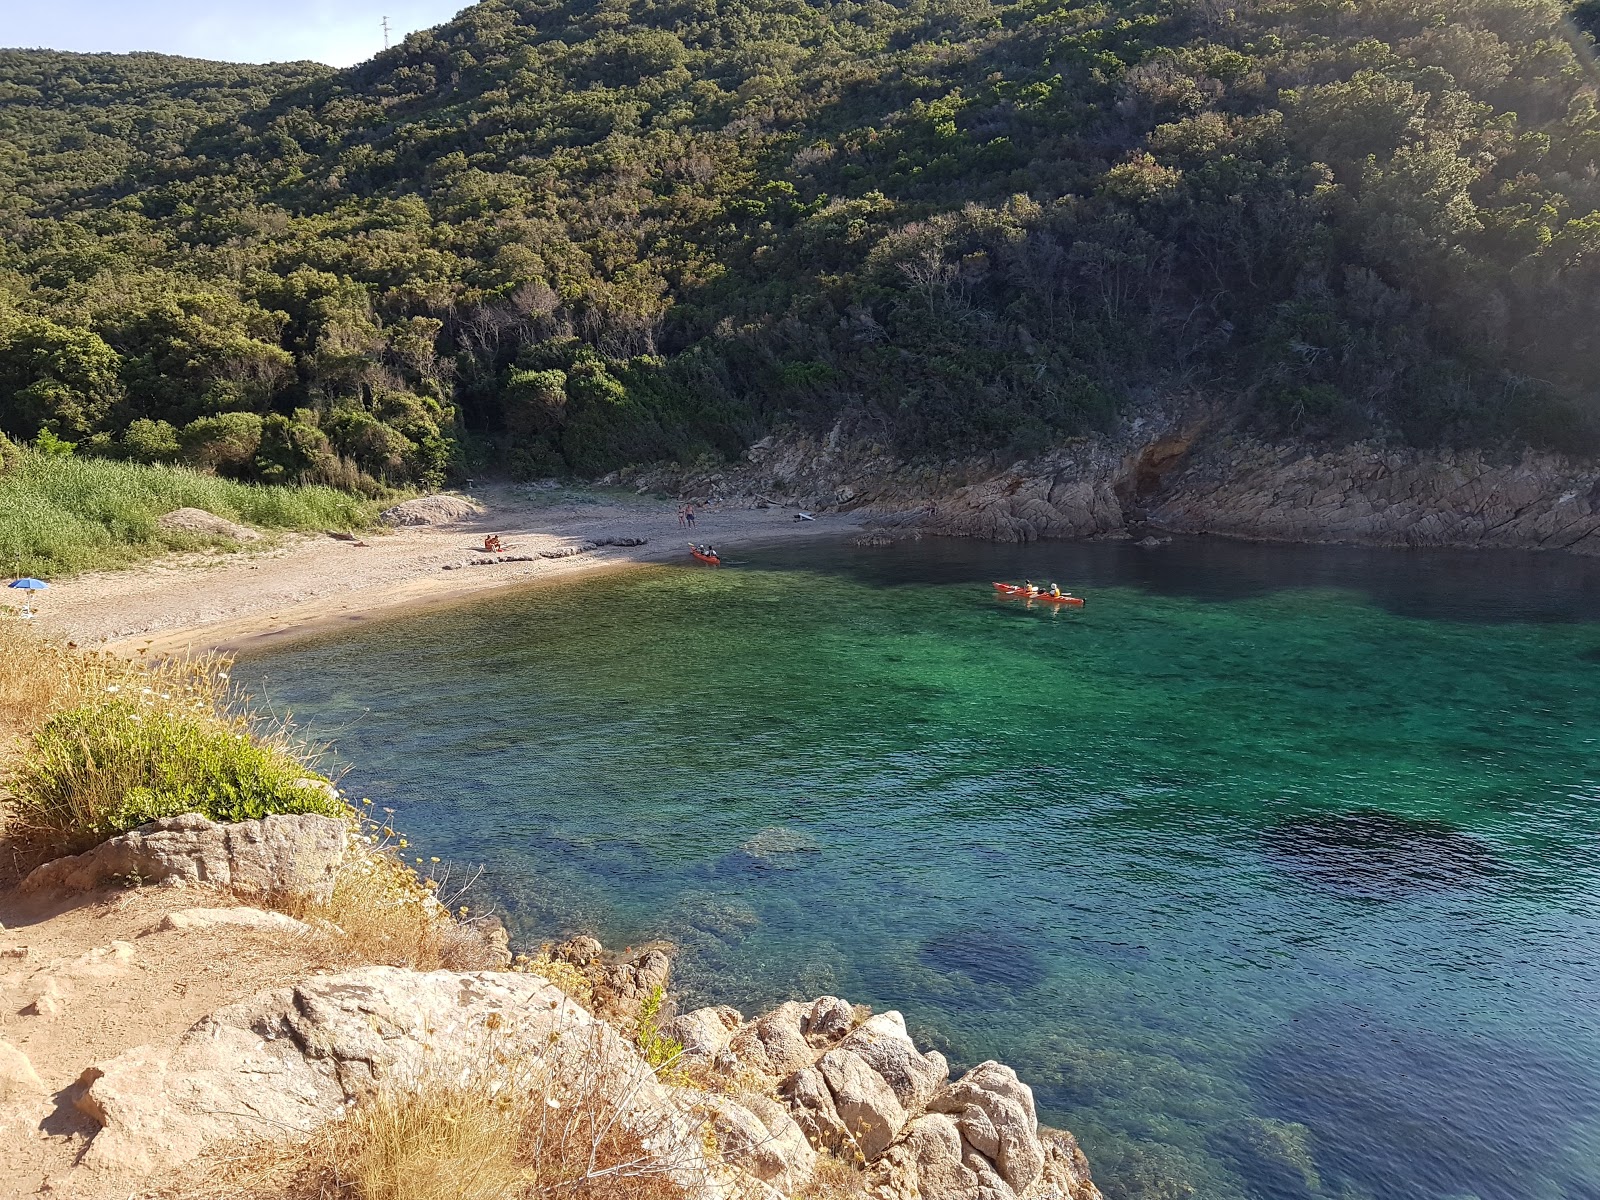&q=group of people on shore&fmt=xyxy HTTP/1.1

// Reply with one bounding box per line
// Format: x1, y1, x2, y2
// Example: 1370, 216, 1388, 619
677, 503, 697, 528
